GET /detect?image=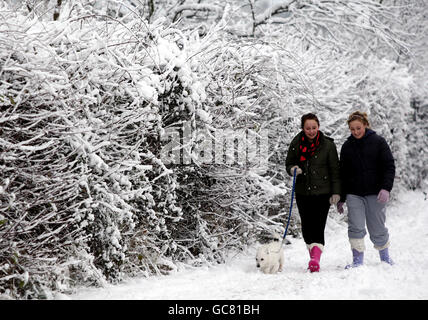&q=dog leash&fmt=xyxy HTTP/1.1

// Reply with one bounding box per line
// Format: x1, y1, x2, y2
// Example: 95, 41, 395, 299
281, 167, 297, 246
